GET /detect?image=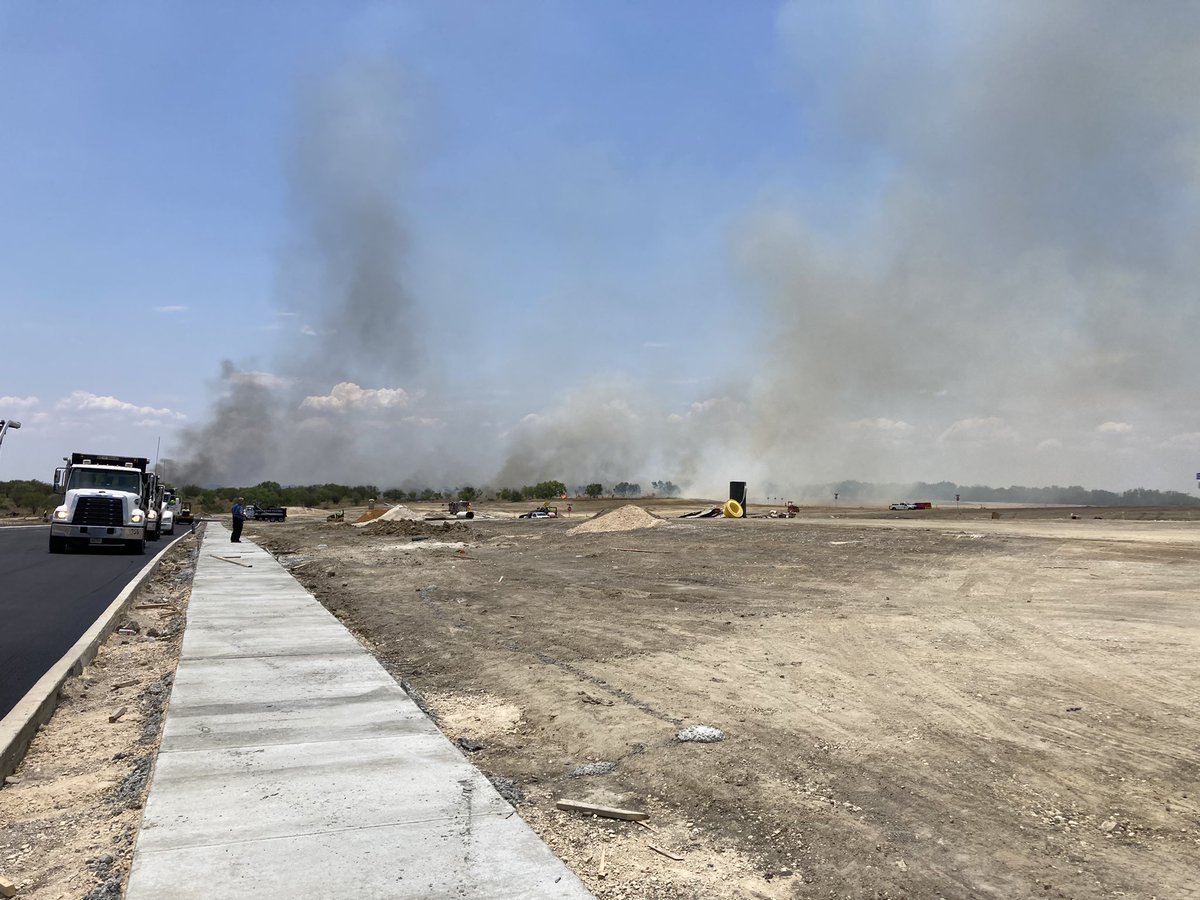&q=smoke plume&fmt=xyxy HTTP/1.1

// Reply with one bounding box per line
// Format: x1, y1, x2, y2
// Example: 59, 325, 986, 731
174, 7, 1200, 494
